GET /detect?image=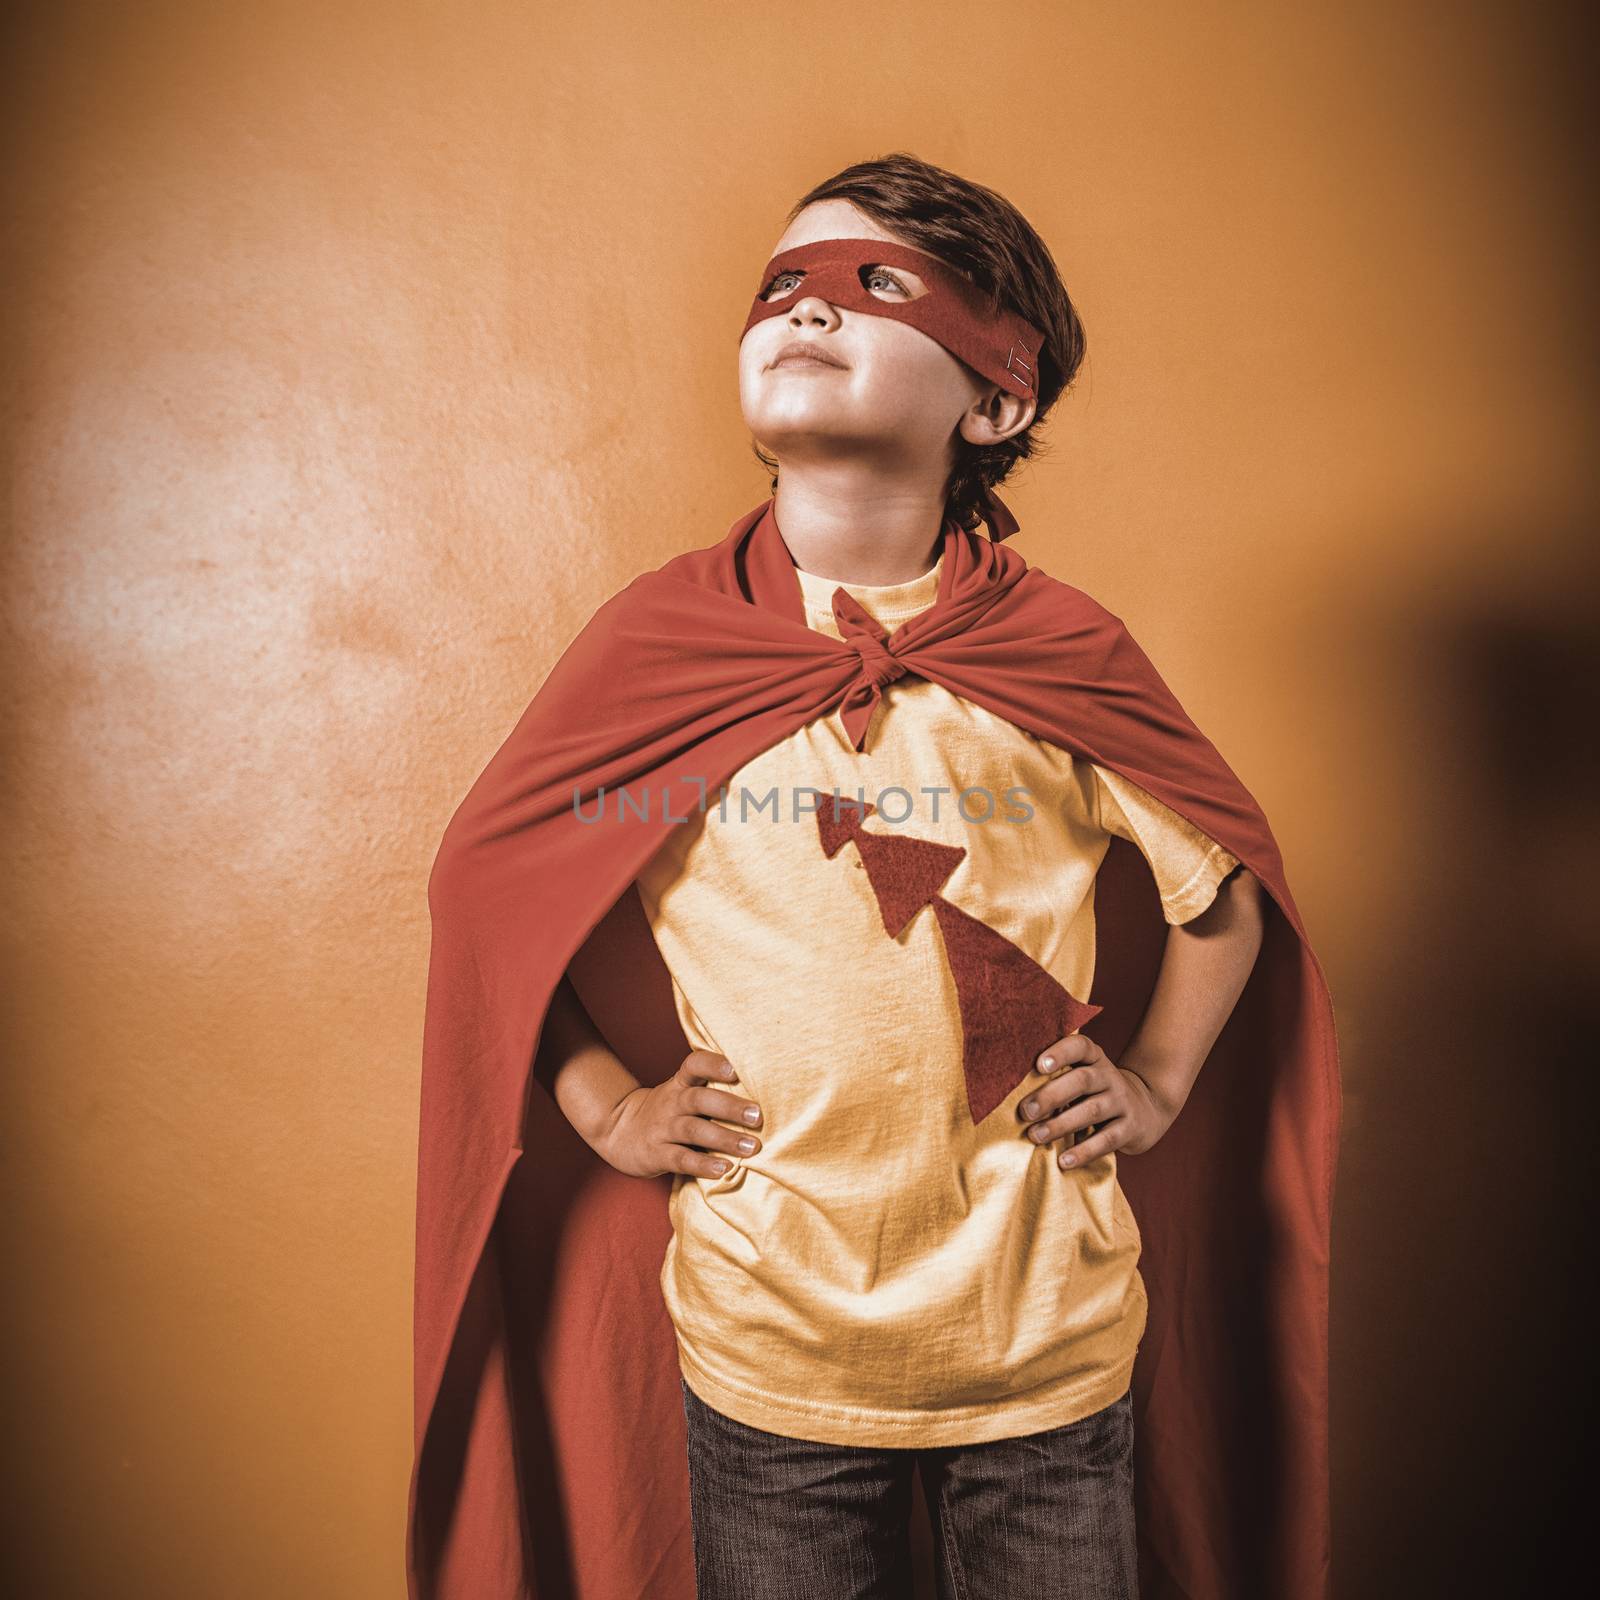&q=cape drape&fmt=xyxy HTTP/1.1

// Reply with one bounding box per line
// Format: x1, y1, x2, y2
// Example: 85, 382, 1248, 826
407, 498, 1342, 1600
